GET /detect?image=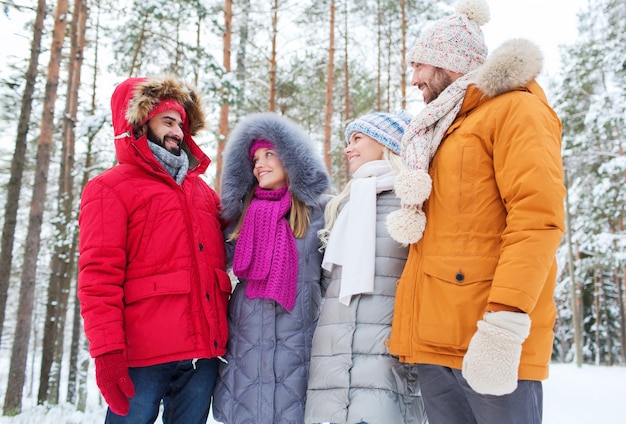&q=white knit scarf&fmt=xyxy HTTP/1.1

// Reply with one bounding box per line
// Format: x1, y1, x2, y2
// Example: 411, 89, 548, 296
387, 72, 475, 245
322, 160, 396, 306
402, 72, 475, 171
